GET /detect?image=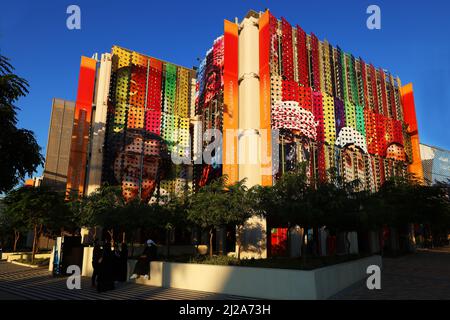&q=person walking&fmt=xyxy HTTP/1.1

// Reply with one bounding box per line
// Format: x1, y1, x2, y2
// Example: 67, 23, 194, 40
97, 242, 115, 292
91, 240, 102, 288
118, 243, 128, 282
